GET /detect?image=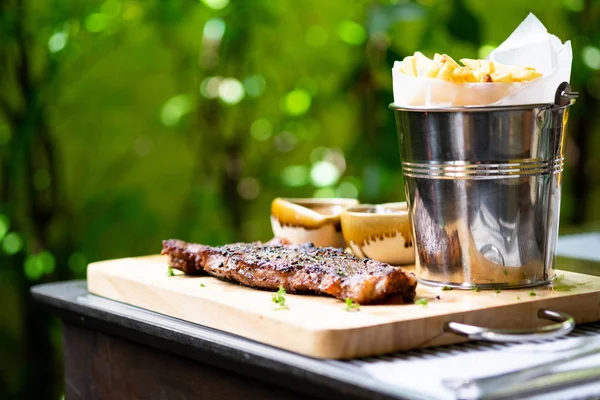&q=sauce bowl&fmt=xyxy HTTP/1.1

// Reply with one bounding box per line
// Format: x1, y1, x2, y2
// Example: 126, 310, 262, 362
340, 202, 415, 266
270, 197, 359, 248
